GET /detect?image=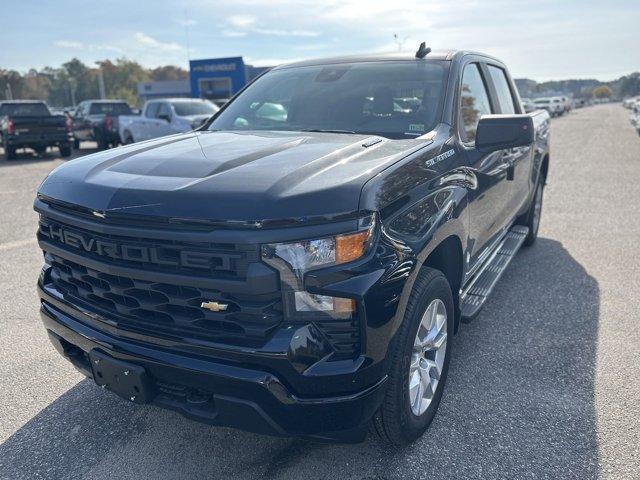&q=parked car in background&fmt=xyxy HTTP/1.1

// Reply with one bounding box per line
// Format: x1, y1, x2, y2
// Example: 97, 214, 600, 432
534, 97, 564, 117
35, 49, 550, 445
520, 97, 537, 113
71, 100, 132, 150
118, 98, 219, 144
630, 103, 640, 136
0, 100, 72, 160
